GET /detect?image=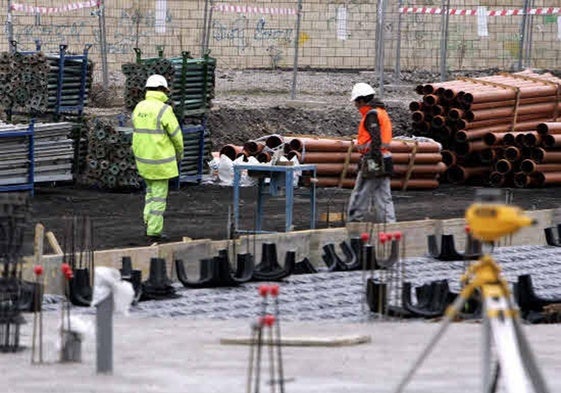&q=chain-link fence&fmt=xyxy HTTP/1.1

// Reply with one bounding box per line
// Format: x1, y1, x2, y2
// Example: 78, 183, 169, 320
2, 1, 561, 97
